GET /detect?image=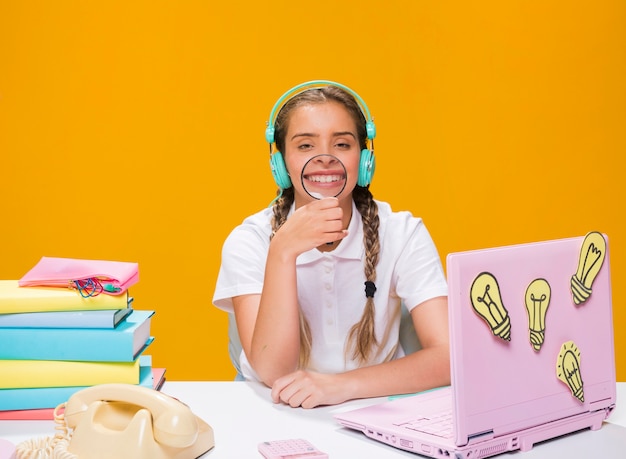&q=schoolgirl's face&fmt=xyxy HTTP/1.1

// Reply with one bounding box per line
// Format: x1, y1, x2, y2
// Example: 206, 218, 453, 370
283, 101, 360, 207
